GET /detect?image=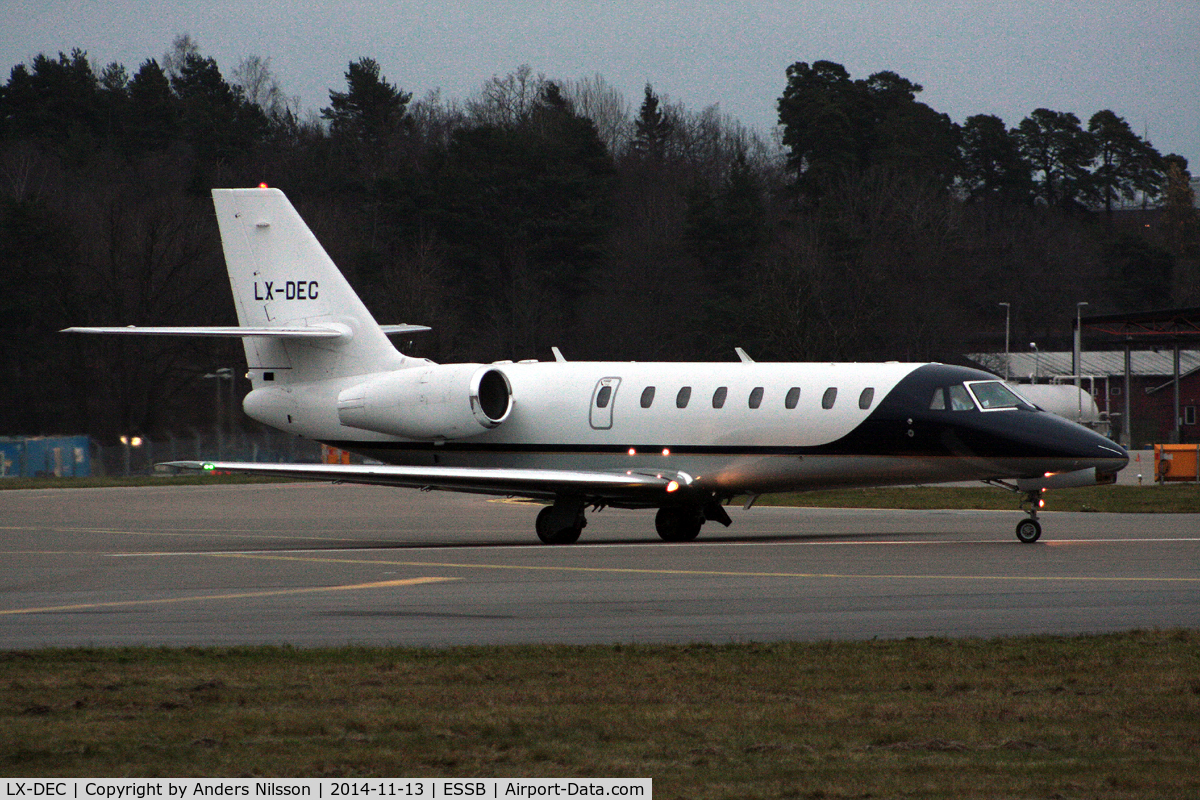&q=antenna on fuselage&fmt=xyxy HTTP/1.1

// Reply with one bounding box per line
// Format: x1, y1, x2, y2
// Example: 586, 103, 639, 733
735, 347, 755, 363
